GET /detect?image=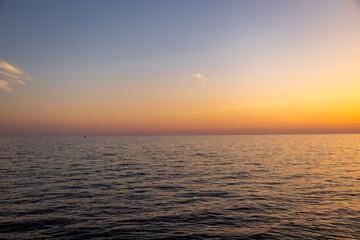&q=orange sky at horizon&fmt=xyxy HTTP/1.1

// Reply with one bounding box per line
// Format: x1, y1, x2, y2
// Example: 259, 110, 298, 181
2, 87, 360, 136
